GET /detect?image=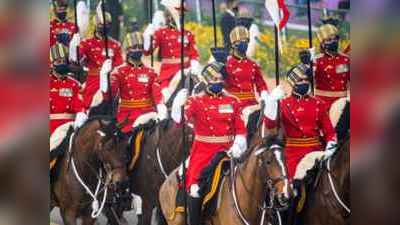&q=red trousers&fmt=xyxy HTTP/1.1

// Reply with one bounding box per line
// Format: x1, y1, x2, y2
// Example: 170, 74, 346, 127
185, 141, 232, 190
285, 146, 321, 180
